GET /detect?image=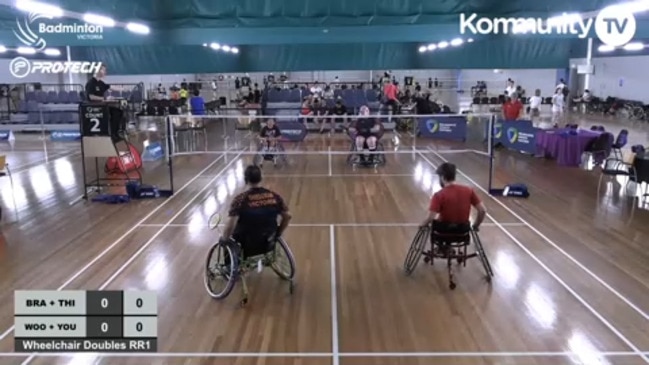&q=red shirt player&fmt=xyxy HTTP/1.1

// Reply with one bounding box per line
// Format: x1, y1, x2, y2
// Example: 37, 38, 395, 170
421, 163, 487, 236
502, 94, 523, 121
